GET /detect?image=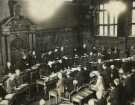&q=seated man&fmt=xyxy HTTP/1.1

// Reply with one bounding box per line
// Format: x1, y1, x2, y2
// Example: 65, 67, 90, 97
110, 65, 119, 86
0, 85, 6, 100
101, 64, 111, 89
14, 69, 23, 87
75, 67, 85, 87
88, 71, 105, 105
109, 79, 128, 105
5, 73, 16, 93
89, 71, 105, 100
